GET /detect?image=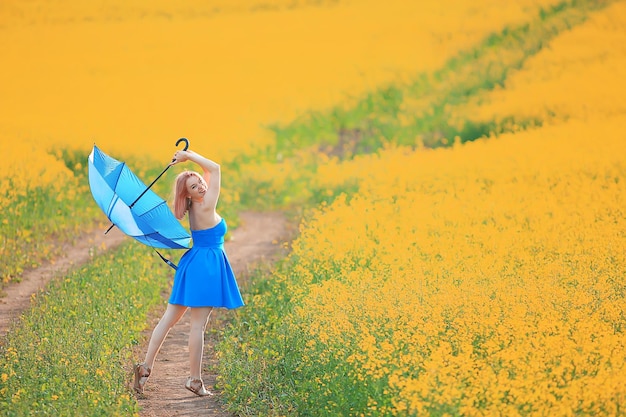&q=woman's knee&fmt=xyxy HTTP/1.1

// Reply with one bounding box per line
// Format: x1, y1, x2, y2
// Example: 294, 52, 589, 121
160, 304, 187, 327
189, 307, 212, 330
